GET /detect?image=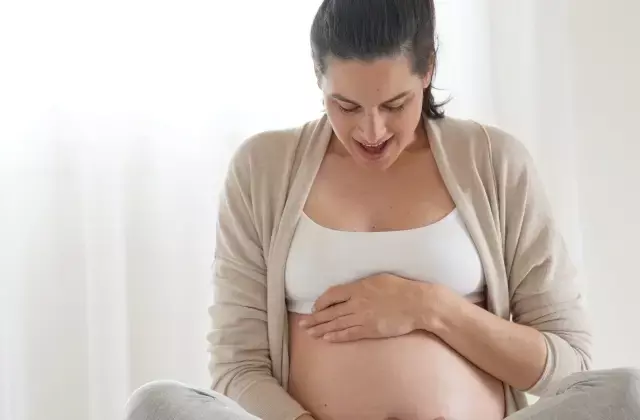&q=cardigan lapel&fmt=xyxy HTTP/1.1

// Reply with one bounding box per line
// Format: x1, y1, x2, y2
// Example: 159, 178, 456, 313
266, 116, 333, 388
426, 118, 508, 318
426, 117, 514, 414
